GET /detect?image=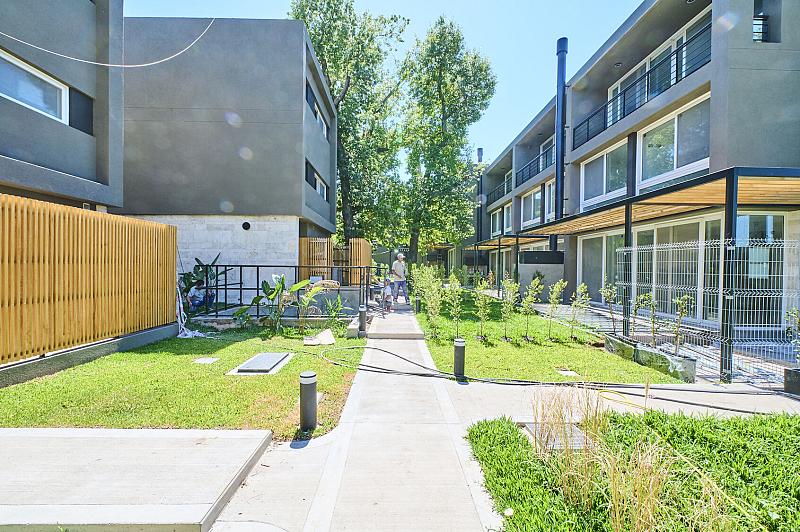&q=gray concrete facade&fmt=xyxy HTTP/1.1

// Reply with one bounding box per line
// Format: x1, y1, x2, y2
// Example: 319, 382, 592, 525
0, 0, 124, 208
120, 18, 337, 236
466, 0, 800, 292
